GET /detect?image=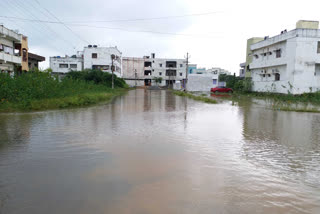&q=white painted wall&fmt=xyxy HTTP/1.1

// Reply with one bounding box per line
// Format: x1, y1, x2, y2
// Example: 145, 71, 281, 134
187, 74, 219, 92
50, 56, 83, 74
250, 28, 320, 94
83, 46, 122, 76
